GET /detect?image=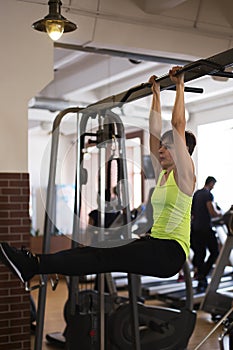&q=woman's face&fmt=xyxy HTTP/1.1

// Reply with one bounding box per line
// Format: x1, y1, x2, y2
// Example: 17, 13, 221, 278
158, 140, 175, 169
